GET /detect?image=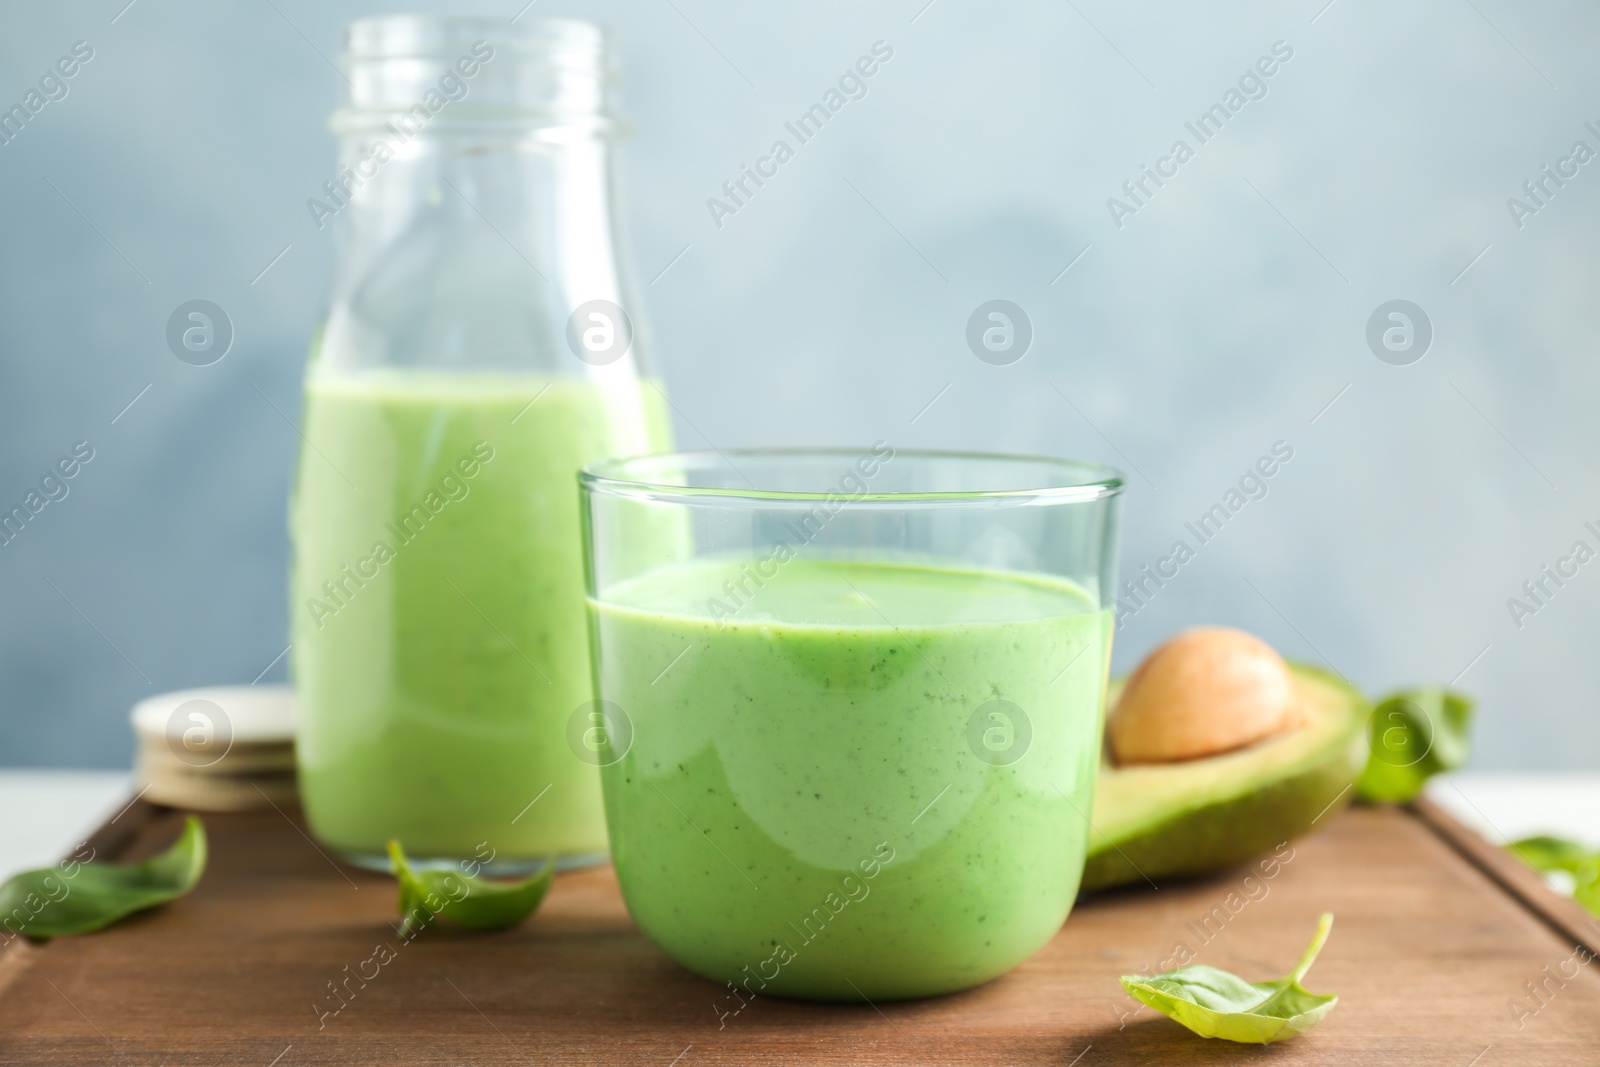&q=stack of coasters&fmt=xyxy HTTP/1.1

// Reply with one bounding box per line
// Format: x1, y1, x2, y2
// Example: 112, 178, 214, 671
131, 686, 297, 812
